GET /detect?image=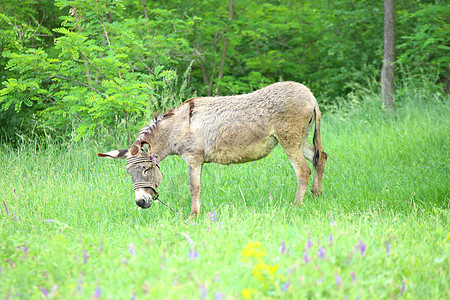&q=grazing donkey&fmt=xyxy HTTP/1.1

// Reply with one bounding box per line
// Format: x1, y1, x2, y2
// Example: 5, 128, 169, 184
98, 81, 327, 217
